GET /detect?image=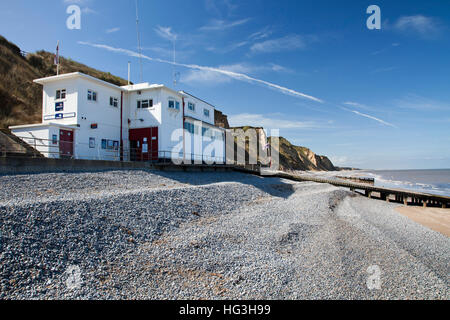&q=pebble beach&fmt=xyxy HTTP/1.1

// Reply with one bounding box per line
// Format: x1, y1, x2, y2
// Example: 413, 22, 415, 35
0, 170, 448, 299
